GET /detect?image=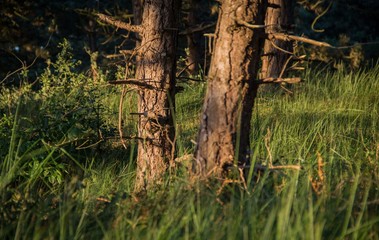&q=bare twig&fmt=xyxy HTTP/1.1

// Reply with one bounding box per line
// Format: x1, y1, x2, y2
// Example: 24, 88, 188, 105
96, 13, 143, 33
118, 85, 128, 149
179, 23, 216, 35
280, 84, 294, 95
269, 38, 295, 55
232, 163, 301, 171
311, 1, 332, 33
204, 33, 216, 54
76, 139, 104, 150
279, 55, 294, 79
178, 76, 204, 82
0, 50, 39, 84
105, 136, 149, 141
233, 17, 266, 29
108, 79, 155, 89
254, 164, 301, 171
271, 33, 332, 48
255, 77, 302, 84
176, 63, 194, 78
264, 128, 273, 167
